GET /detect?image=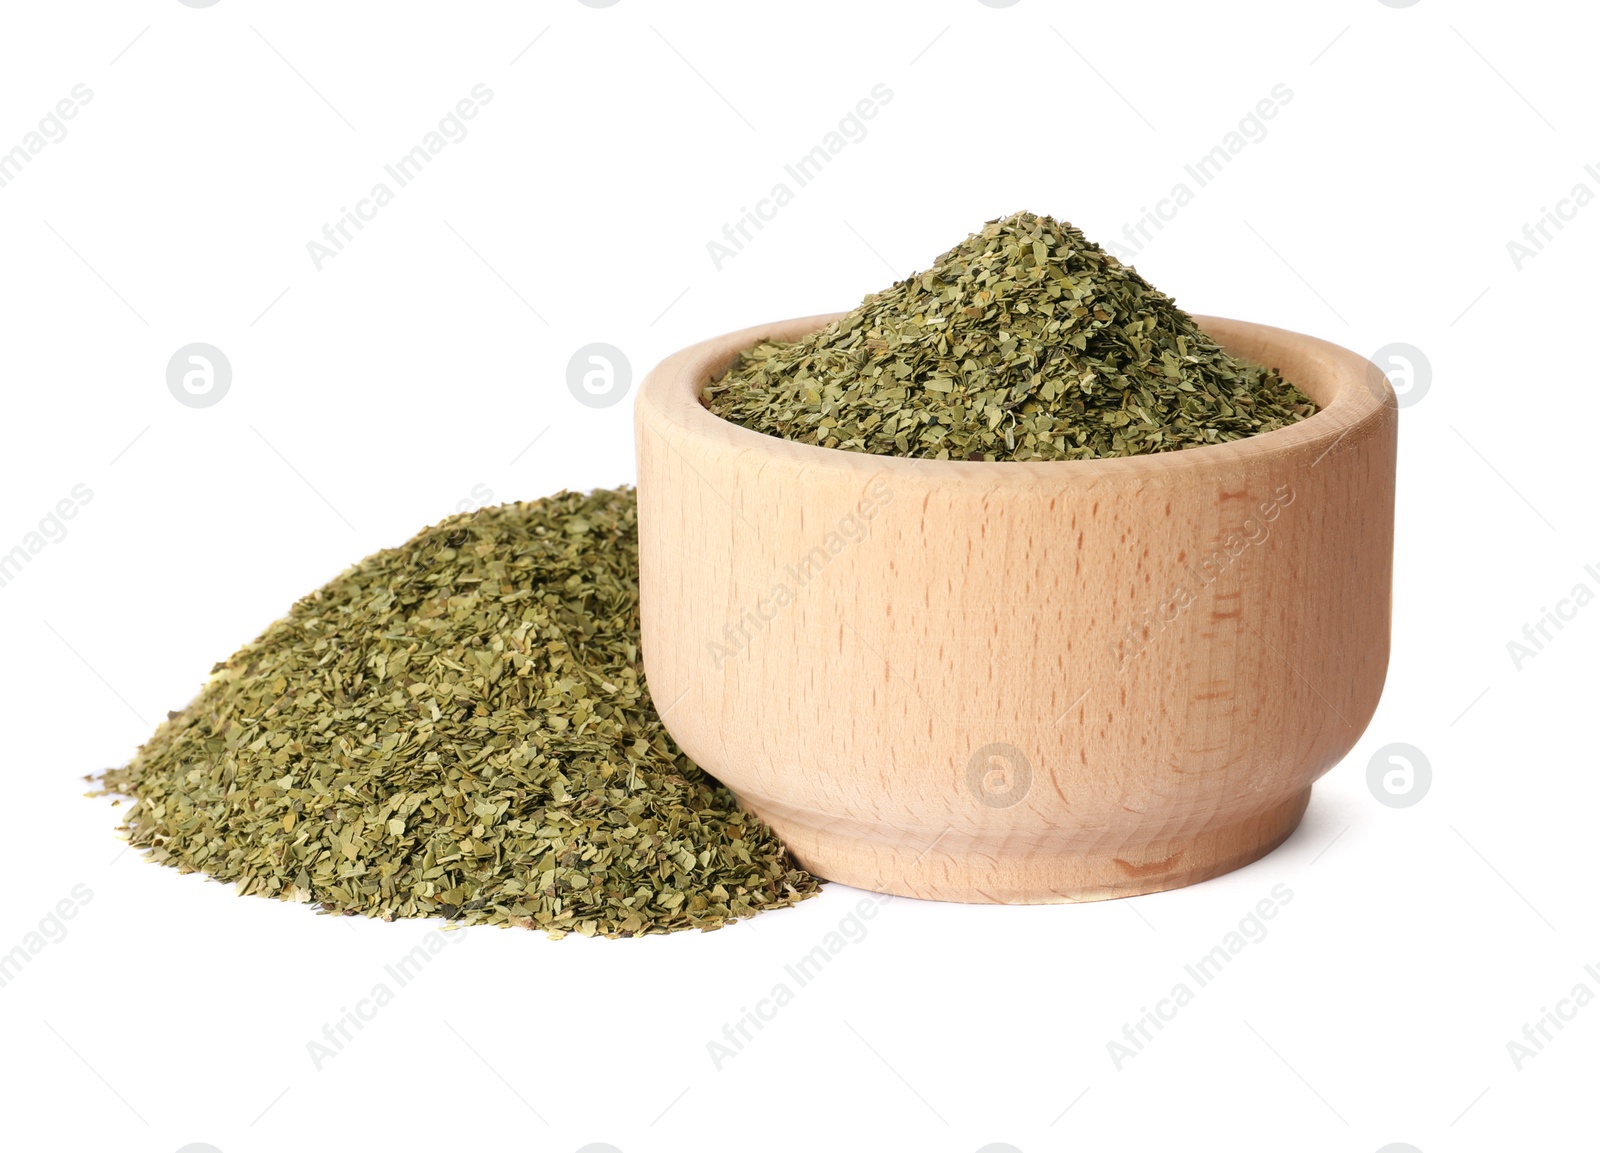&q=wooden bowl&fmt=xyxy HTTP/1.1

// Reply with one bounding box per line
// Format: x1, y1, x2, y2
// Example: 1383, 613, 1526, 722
634, 314, 1396, 903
